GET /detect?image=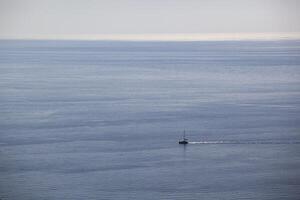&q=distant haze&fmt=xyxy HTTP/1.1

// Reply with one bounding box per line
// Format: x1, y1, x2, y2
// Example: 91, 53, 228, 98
1, 0, 300, 40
